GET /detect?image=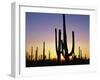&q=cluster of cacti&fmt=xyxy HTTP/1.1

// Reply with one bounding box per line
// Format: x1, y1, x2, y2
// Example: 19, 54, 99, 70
55, 14, 75, 63
28, 41, 48, 61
